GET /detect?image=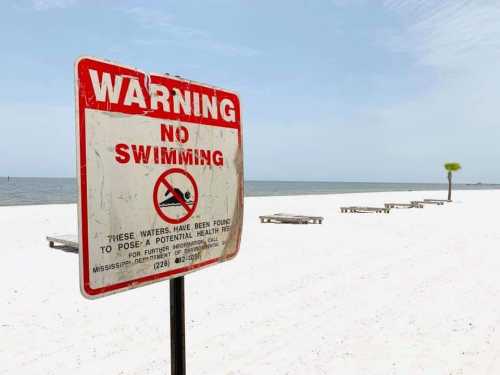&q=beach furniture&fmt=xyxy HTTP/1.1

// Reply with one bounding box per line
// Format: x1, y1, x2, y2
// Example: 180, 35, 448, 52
259, 213, 323, 224
46, 234, 79, 252
424, 199, 452, 203
340, 206, 390, 213
411, 200, 444, 206
385, 202, 424, 209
